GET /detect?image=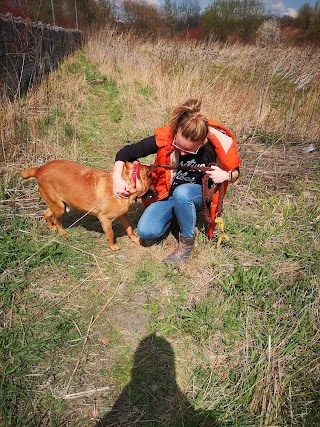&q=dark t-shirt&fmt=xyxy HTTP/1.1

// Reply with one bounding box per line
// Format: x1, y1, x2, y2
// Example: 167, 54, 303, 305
170, 144, 216, 192
115, 136, 217, 193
